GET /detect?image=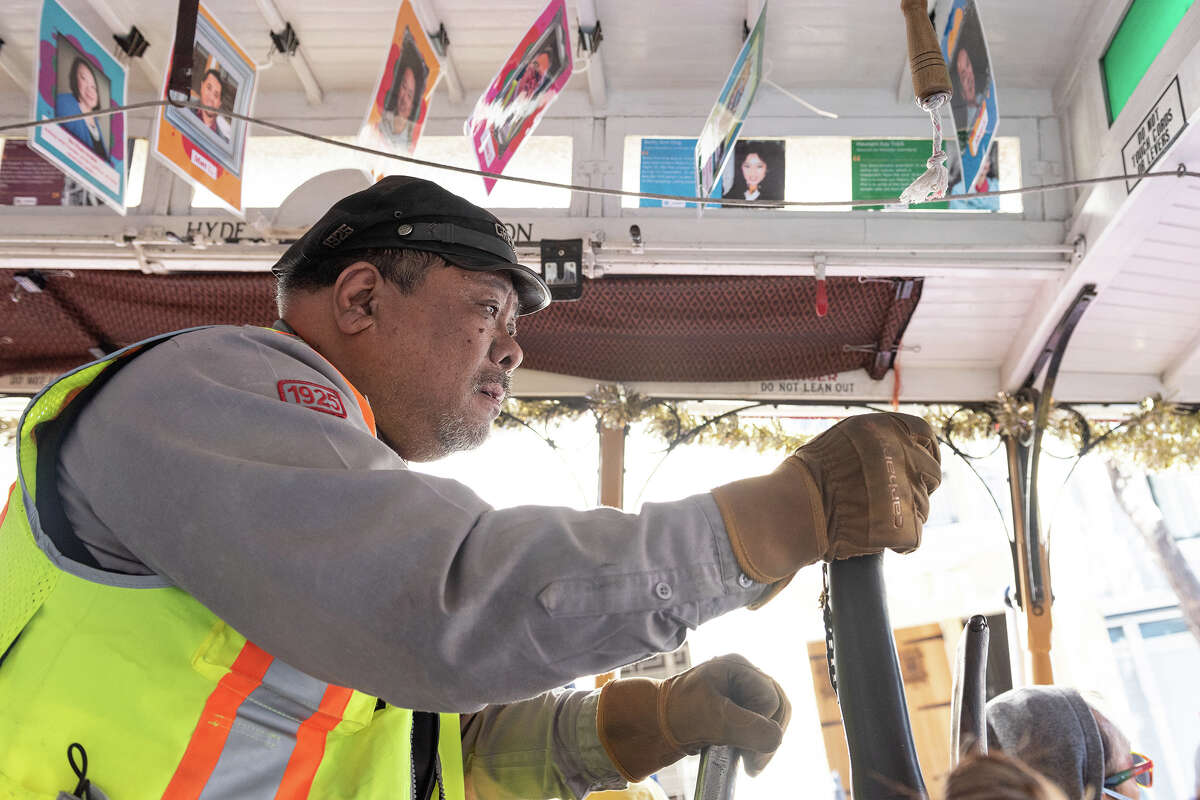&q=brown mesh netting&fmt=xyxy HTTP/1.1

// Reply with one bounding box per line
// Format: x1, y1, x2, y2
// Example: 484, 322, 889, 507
518, 275, 922, 382
1, 270, 277, 377
1, 270, 921, 383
